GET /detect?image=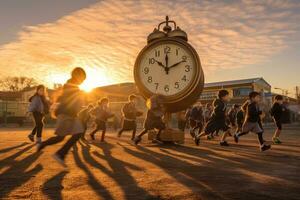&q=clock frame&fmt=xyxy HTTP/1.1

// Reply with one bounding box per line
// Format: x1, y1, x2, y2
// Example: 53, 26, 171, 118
134, 37, 204, 112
